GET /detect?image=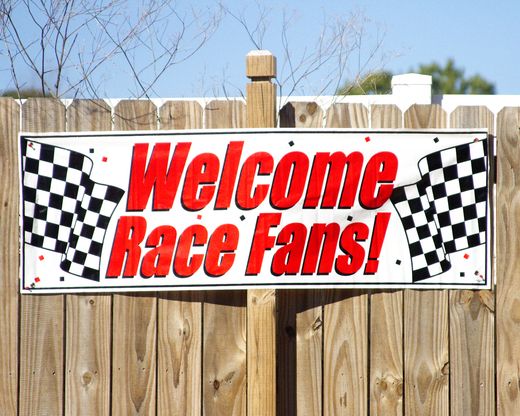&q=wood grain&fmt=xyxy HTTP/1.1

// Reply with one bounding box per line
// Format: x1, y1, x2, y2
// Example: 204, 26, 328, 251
370, 104, 402, 129
404, 104, 447, 130
246, 56, 277, 416
323, 291, 368, 416
157, 292, 202, 416
112, 293, 157, 415
277, 99, 326, 415
112, 100, 158, 415
203, 291, 247, 416
0, 98, 20, 415
279, 101, 323, 128
159, 100, 203, 130
297, 291, 324, 416
246, 83, 276, 128
203, 99, 247, 416
205, 100, 246, 129
369, 104, 404, 416
65, 100, 112, 415
277, 290, 297, 416
323, 103, 369, 416
66, 295, 112, 415
449, 105, 495, 416
403, 104, 449, 416
325, 103, 369, 128
404, 290, 449, 415
157, 100, 203, 415
496, 107, 520, 415
20, 98, 66, 415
